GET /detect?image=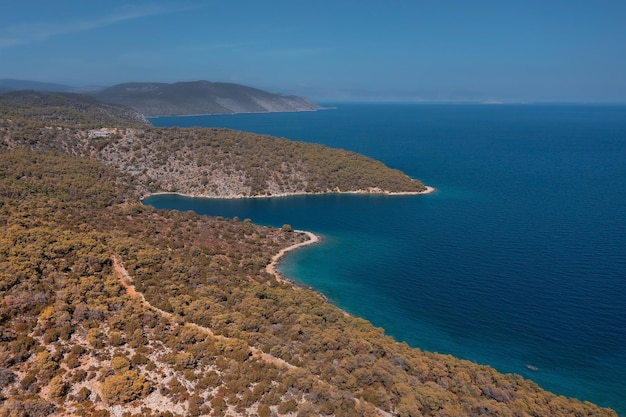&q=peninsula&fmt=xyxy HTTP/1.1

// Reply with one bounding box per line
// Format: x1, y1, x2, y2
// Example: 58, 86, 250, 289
0, 78, 322, 117
1, 91, 429, 198
0, 91, 616, 417
93, 81, 322, 117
